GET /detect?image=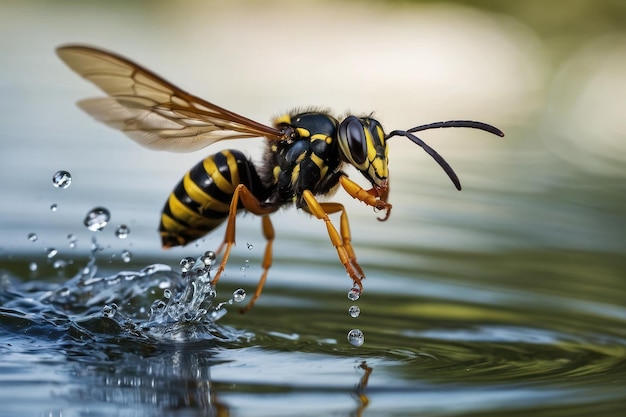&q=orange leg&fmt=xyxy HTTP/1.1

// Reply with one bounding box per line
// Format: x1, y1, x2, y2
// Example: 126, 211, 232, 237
339, 176, 392, 220
240, 215, 274, 313
301, 190, 365, 290
316, 202, 364, 278
211, 184, 276, 288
